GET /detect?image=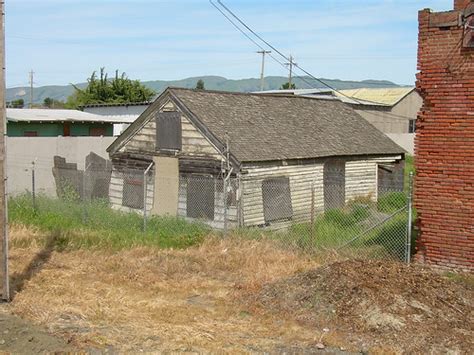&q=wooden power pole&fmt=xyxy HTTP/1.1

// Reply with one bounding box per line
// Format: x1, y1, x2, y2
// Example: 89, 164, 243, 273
257, 50, 271, 91
0, 0, 9, 301
29, 70, 34, 108
285, 55, 297, 88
